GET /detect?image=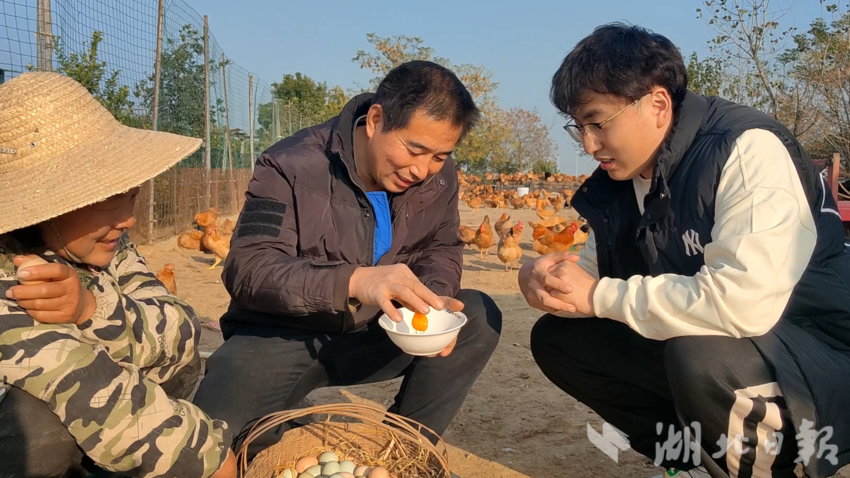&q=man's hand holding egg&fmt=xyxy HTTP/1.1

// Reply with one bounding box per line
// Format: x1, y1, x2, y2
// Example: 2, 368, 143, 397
349, 264, 445, 322
6, 254, 97, 325
349, 265, 465, 358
